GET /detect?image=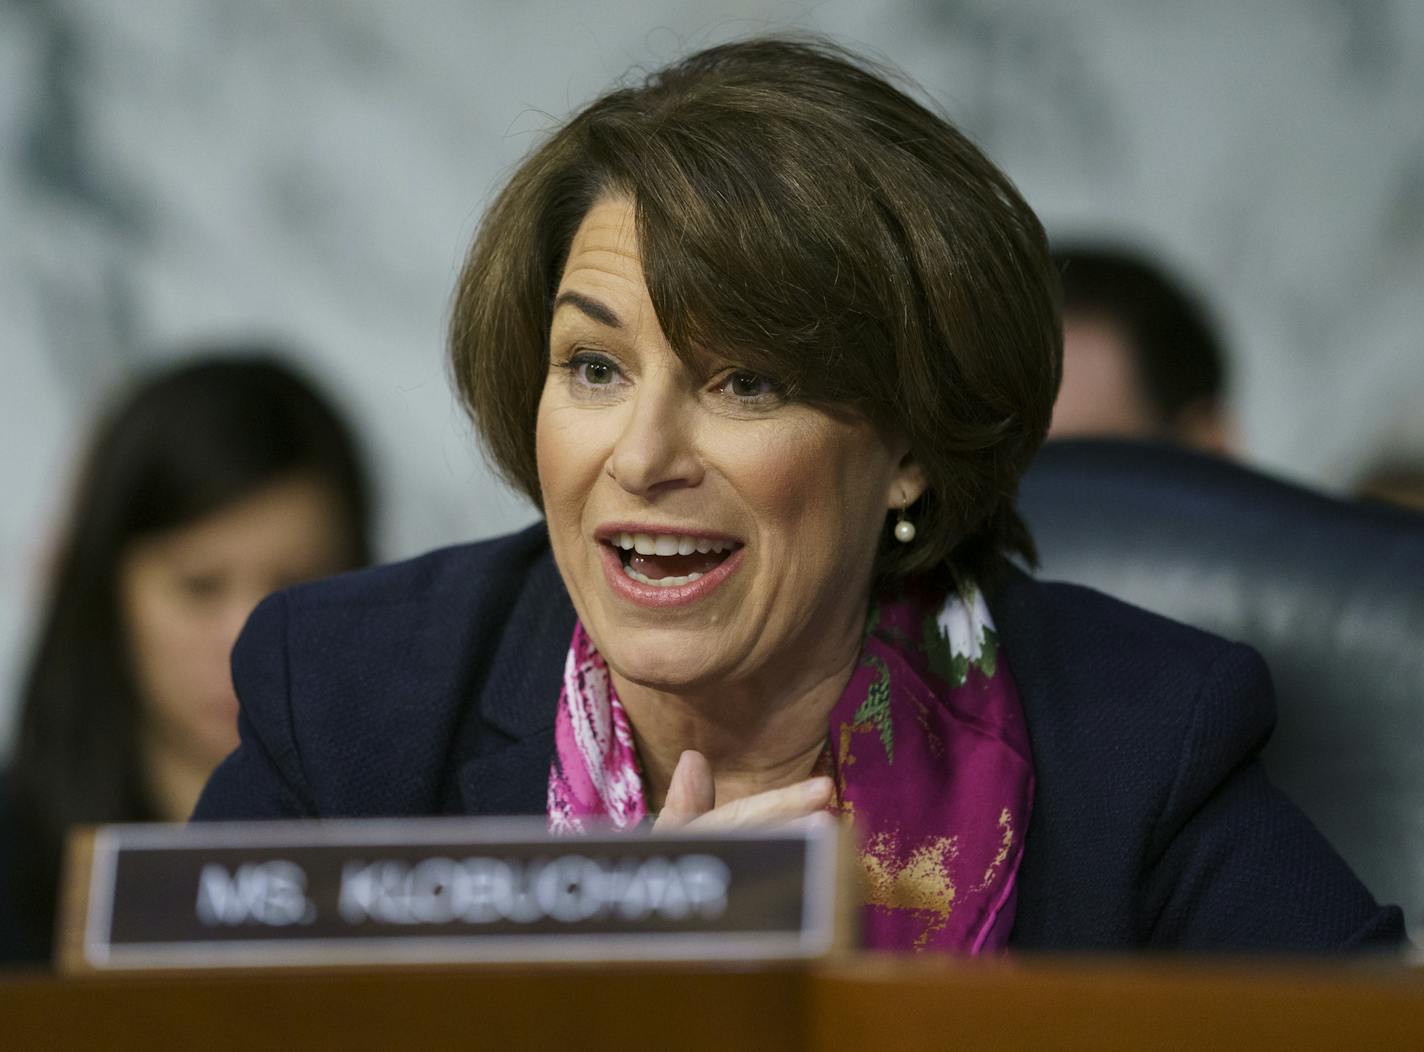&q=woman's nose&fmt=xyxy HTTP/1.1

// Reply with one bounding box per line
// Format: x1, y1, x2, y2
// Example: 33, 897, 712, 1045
606, 386, 703, 496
